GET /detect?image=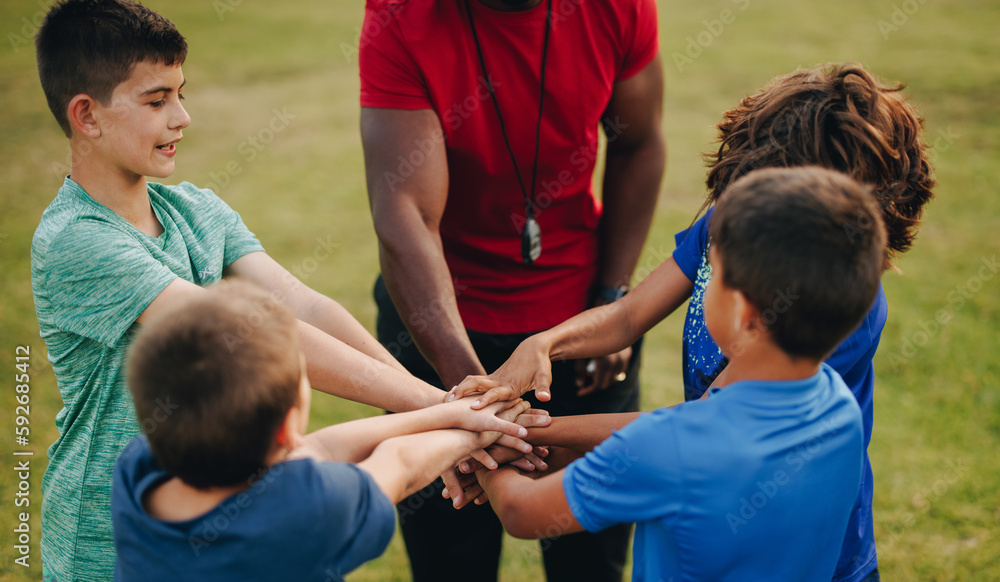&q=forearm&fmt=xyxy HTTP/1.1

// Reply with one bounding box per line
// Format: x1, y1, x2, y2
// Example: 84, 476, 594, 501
526, 412, 641, 452
597, 134, 666, 288
302, 403, 459, 463
359, 429, 482, 503
297, 291, 408, 374
537, 299, 641, 362
378, 228, 485, 388
298, 320, 443, 412
478, 467, 583, 539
